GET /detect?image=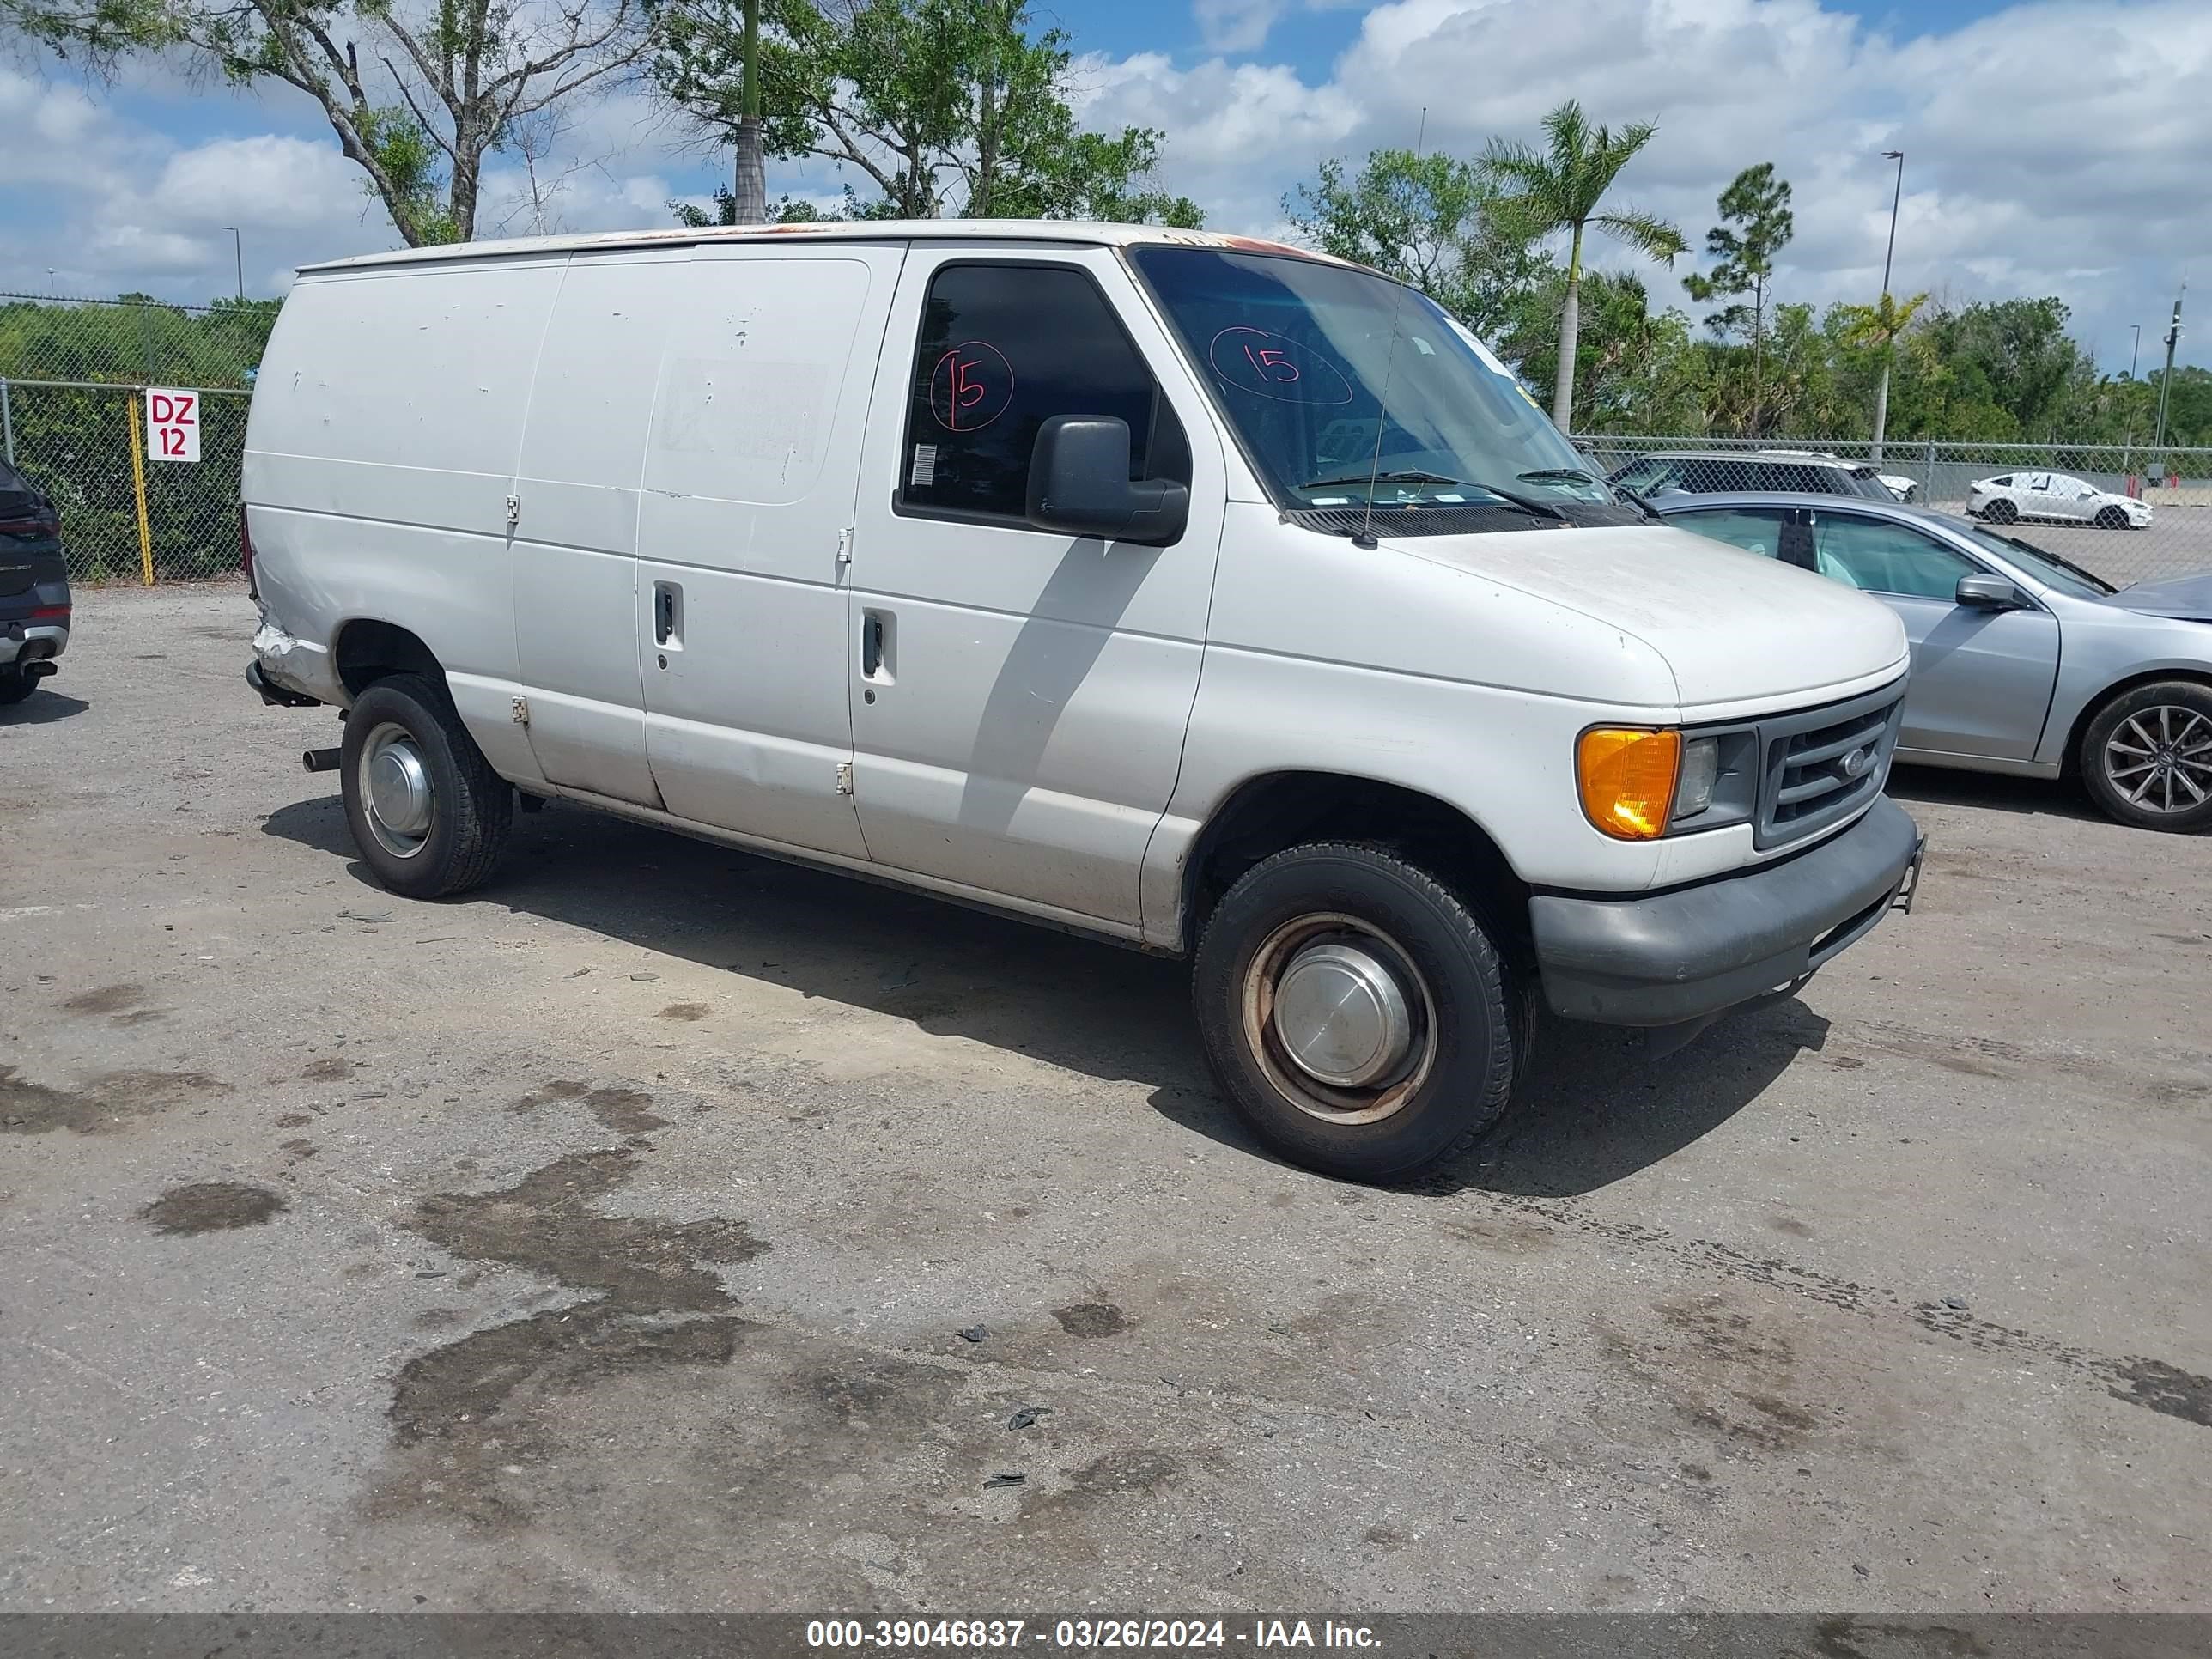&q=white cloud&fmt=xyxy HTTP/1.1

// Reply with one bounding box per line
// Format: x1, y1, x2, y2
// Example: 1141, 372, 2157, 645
155, 136, 364, 230
1070, 52, 1362, 228
1125, 0, 2211, 364
2, 0, 2205, 374
1194, 0, 1285, 53
0, 63, 696, 298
